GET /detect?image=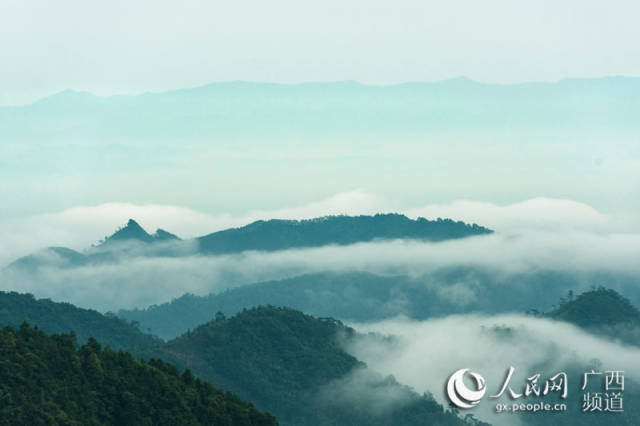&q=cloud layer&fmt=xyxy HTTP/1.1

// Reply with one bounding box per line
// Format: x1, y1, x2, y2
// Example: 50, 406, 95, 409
348, 314, 640, 425
2, 194, 639, 313
2, 192, 635, 266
